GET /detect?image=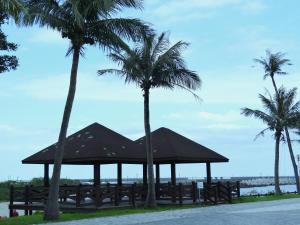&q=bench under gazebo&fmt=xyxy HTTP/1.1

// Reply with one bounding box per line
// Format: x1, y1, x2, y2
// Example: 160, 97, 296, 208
9, 123, 240, 216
